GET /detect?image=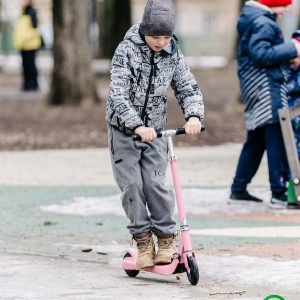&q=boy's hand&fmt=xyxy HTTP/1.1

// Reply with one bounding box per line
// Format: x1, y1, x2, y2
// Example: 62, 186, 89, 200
295, 43, 300, 57
134, 126, 157, 142
290, 57, 300, 68
184, 117, 202, 136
